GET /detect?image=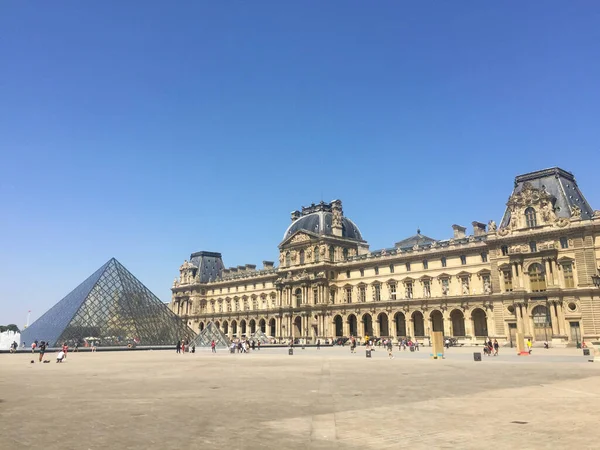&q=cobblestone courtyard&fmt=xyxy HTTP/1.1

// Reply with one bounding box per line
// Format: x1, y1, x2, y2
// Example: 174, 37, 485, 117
0, 346, 598, 449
